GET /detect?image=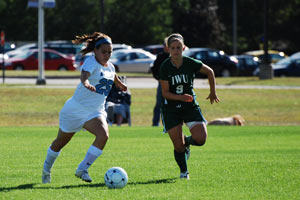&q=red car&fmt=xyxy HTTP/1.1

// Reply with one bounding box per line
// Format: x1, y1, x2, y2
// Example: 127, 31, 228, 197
3, 49, 76, 70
